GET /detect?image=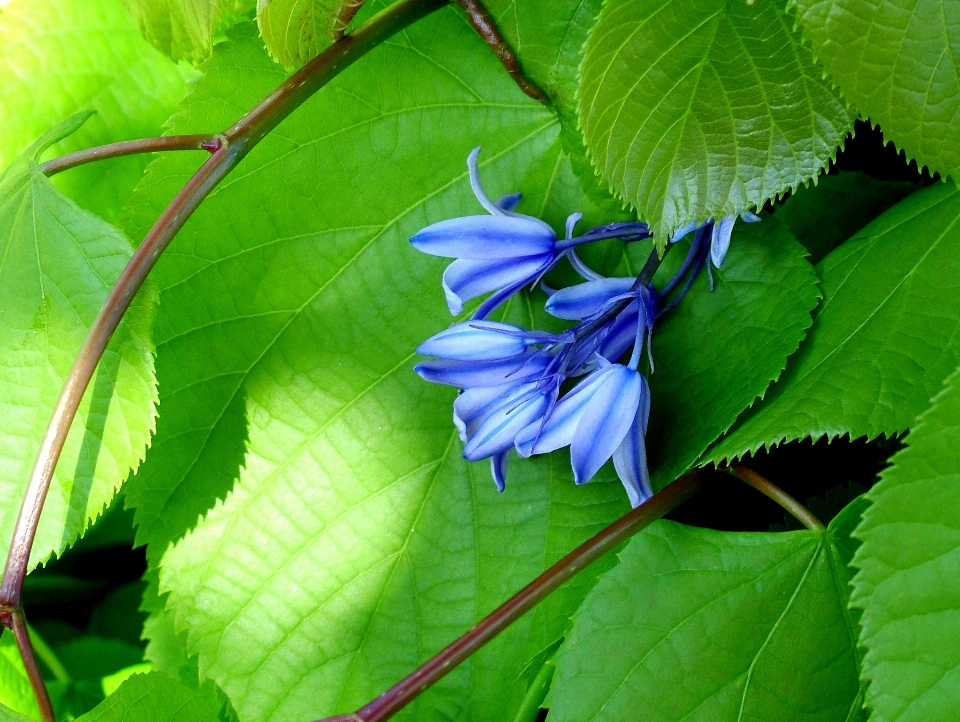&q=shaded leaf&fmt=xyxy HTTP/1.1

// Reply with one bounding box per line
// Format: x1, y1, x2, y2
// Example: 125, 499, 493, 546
547, 508, 866, 722
0, 116, 158, 570
0, 0, 193, 222
579, 0, 854, 241
852, 367, 960, 722
257, 0, 365, 69
774, 171, 917, 264
792, 0, 960, 180
709, 182, 960, 462
74, 672, 221, 722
